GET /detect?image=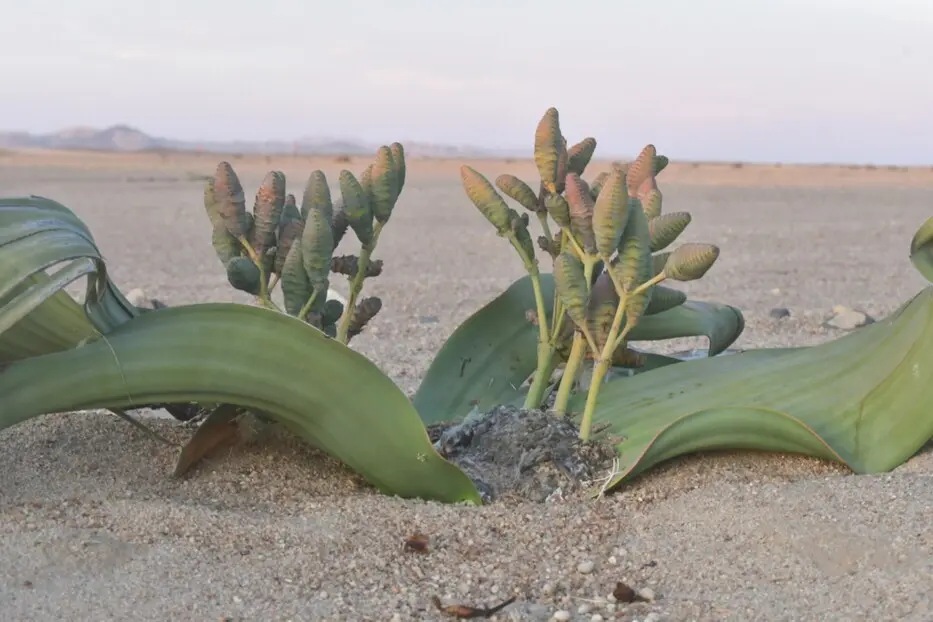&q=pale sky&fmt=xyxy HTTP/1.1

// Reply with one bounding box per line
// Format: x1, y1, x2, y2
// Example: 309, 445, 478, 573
2, 0, 931, 164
